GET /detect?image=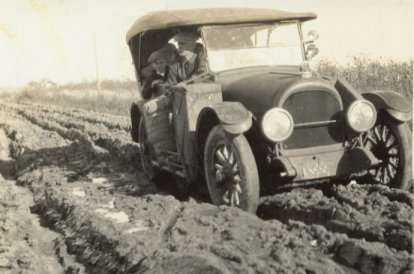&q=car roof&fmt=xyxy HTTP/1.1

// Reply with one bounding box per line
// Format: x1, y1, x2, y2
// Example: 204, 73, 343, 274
126, 8, 317, 42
